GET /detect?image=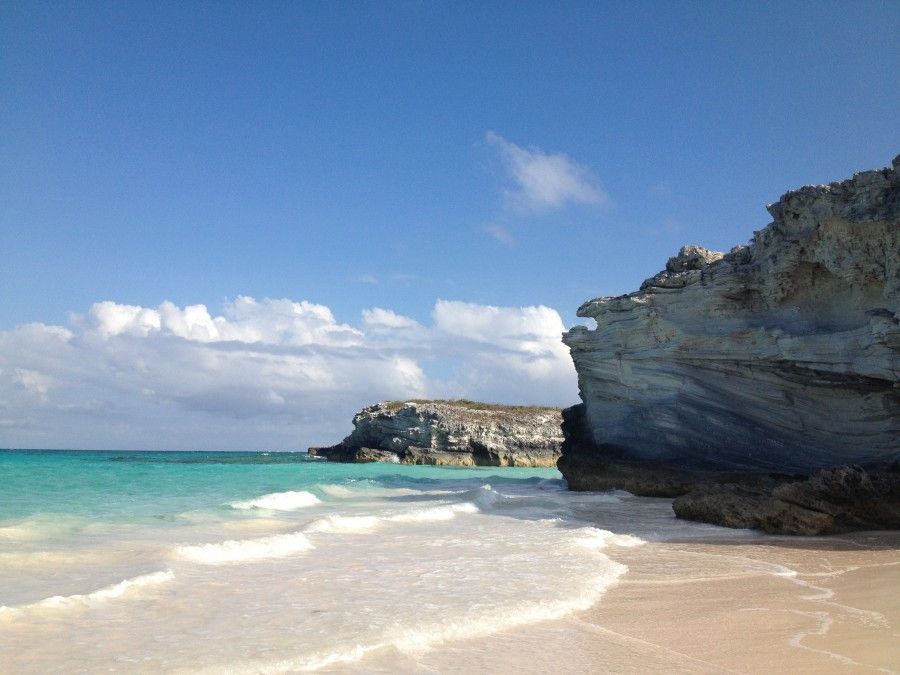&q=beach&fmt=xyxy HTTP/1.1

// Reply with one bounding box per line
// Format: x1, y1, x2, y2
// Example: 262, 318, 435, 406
410, 535, 900, 674
357, 535, 899, 674
0, 451, 896, 673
